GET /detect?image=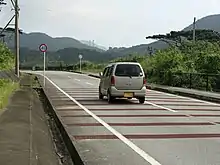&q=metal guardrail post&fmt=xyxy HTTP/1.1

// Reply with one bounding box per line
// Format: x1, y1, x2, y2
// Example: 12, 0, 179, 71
206, 74, 209, 91
189, 73, 192, 89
